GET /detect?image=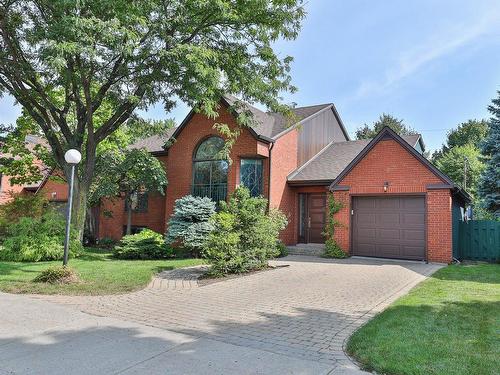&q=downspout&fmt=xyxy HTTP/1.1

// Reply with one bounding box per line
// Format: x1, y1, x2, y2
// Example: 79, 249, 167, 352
267, 141, 275, 212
